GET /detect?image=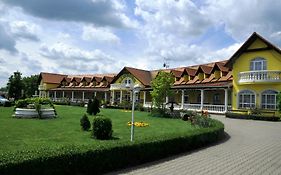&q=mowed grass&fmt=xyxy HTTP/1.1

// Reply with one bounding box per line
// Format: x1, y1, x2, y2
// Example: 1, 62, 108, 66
0, 105, 197, 153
